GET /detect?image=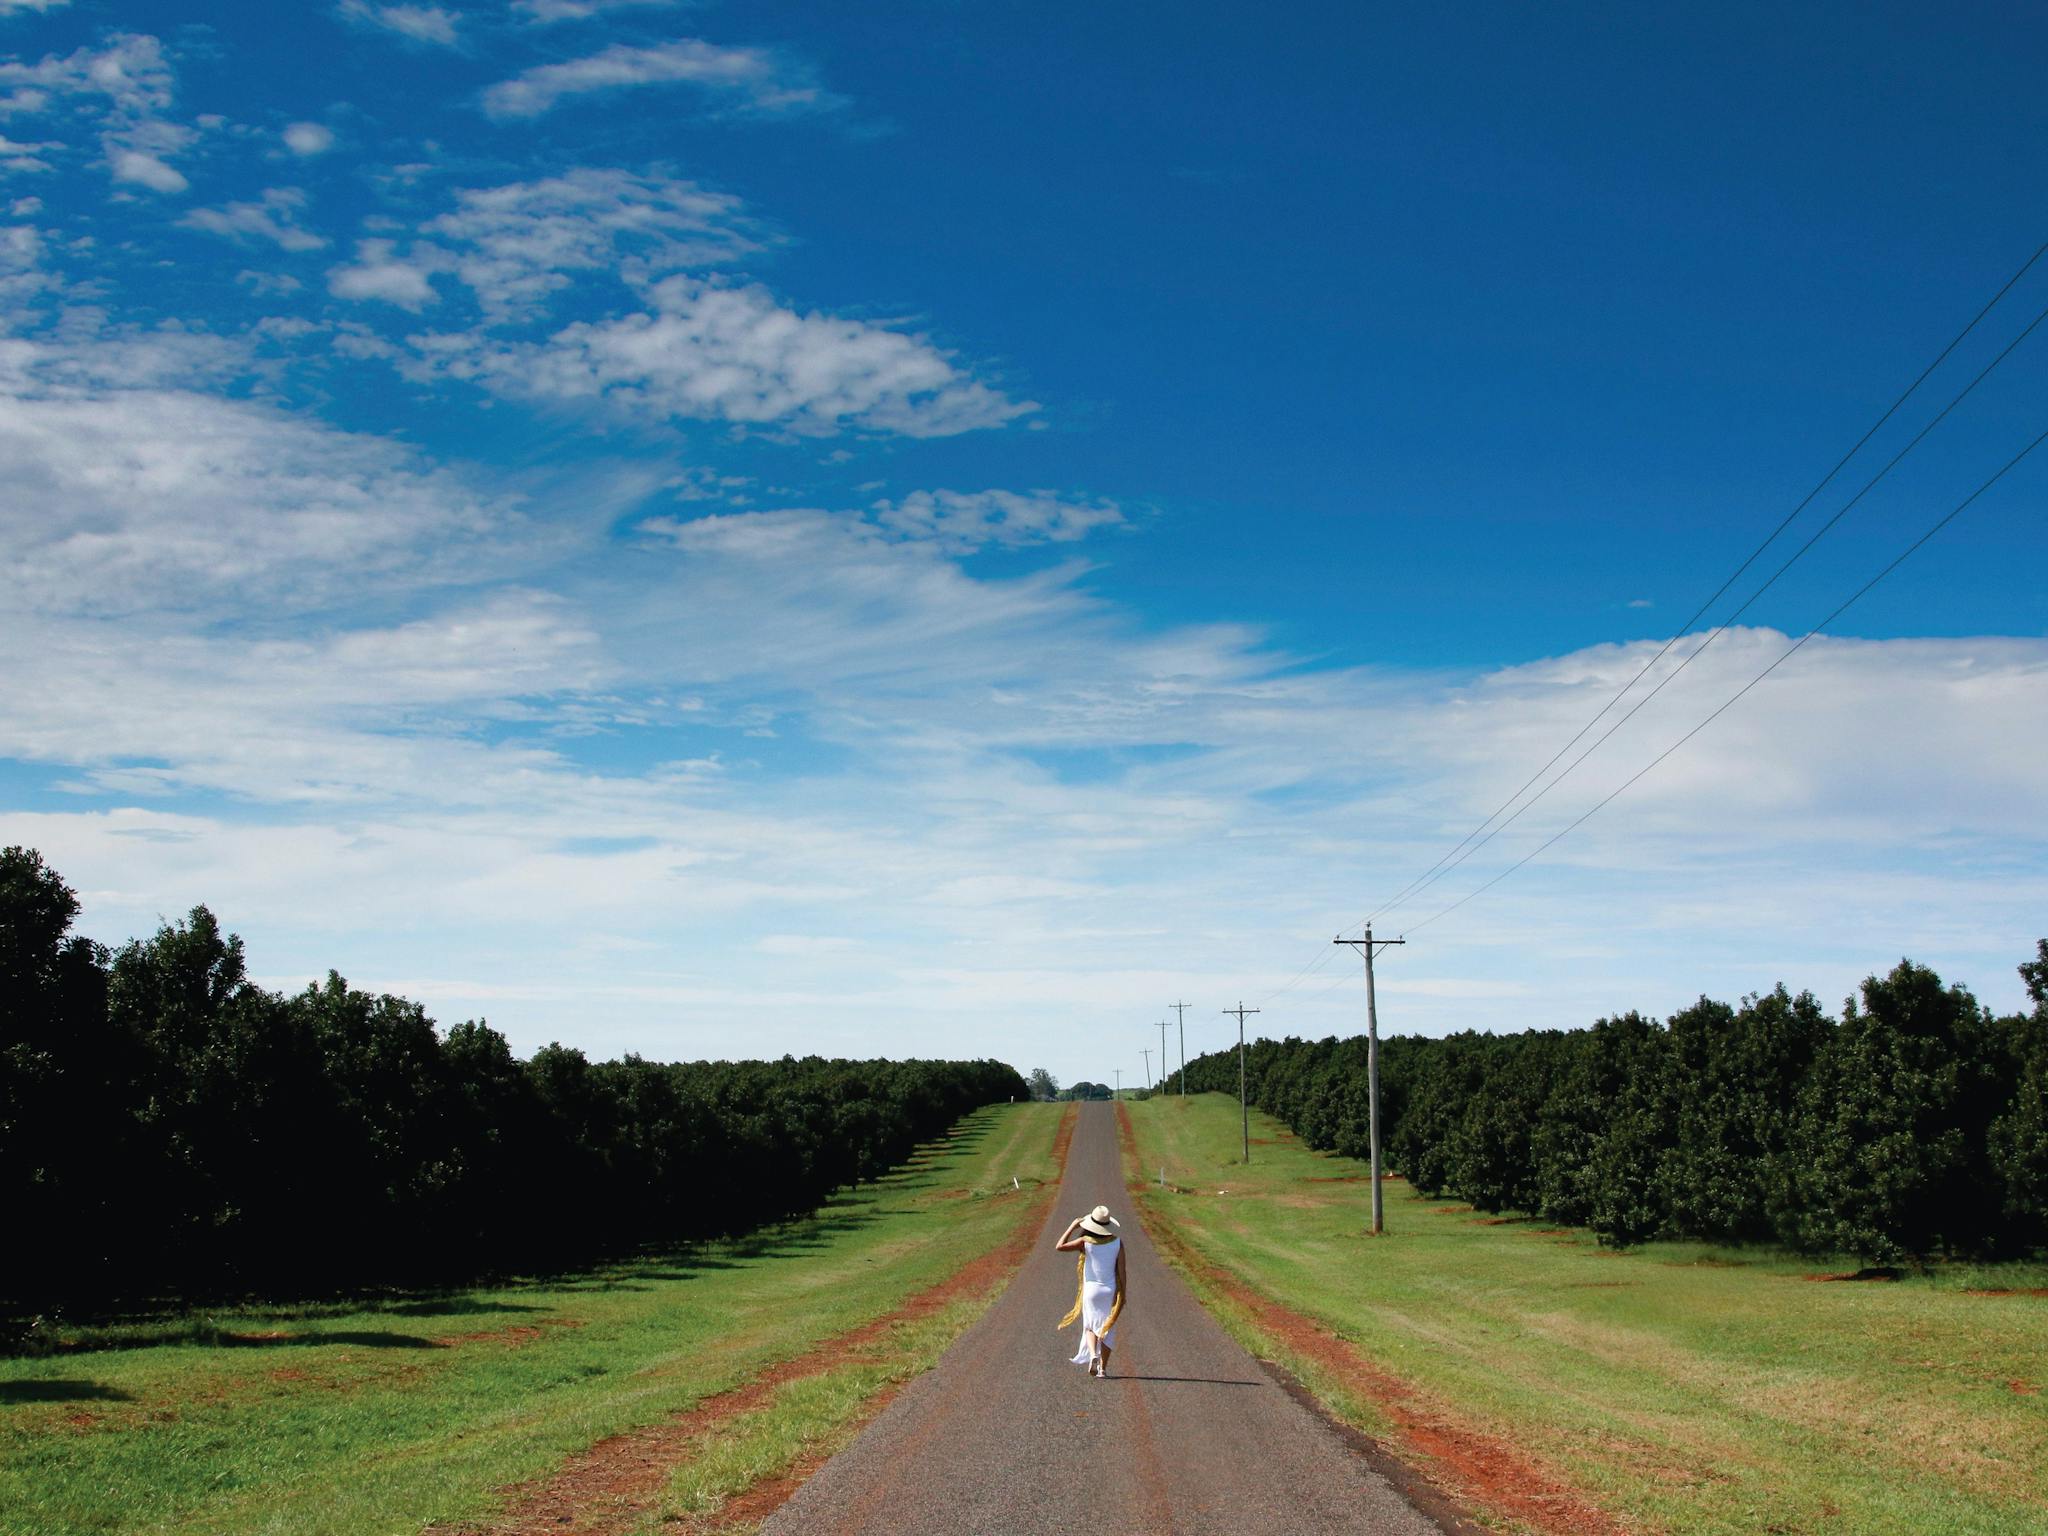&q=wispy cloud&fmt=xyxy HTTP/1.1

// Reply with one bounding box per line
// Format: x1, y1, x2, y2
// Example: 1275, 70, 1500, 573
424, 167, 764, 317
875, 489, 1123, 552
513, 0, 679, 22
338, 1, 461, 48
0, 326, 529, 616
481, 39, 834, 121
0, 0, 73, 15
0, 218, 51, 304
414, 275, 1034, 436
10, 454, 2044, 1058
181, 187, 327, 252
0, 130, 54, 173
